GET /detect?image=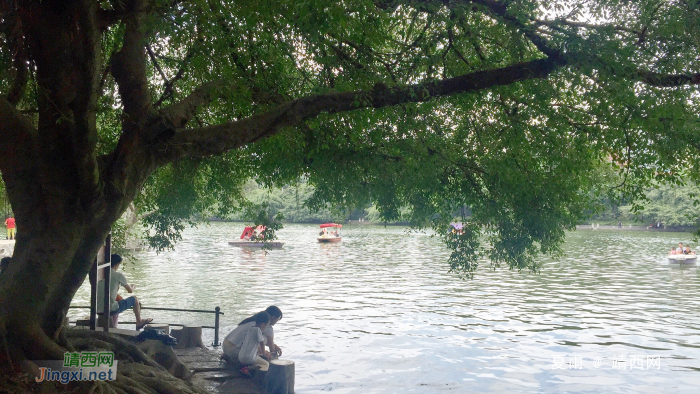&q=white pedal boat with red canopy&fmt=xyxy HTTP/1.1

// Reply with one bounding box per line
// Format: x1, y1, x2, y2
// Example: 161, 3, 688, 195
317, 223, 342, 243
229, 225, 284, 248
